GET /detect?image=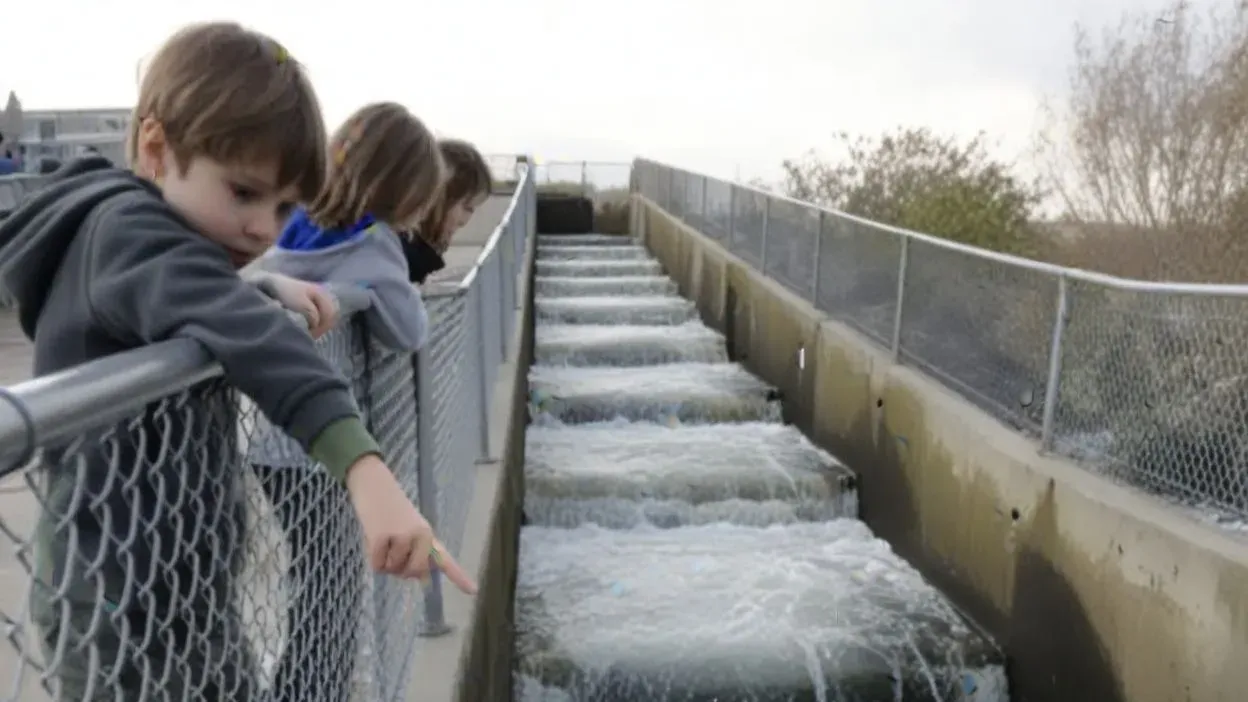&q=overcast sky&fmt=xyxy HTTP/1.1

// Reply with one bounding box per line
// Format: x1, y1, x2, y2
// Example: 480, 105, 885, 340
0, 0, 1222, 185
